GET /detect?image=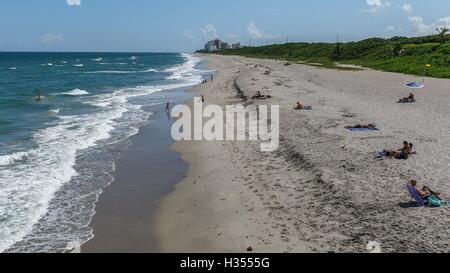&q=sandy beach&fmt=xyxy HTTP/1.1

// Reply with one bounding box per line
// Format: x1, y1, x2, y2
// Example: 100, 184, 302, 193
155, 54, 450, 253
